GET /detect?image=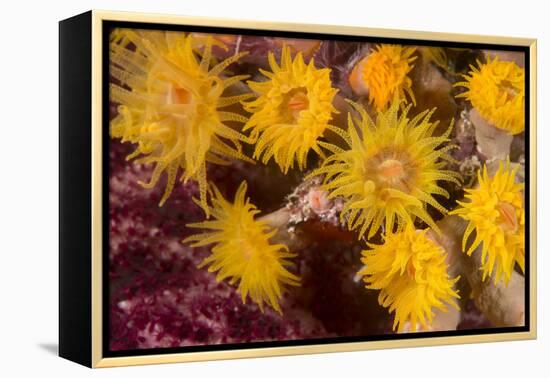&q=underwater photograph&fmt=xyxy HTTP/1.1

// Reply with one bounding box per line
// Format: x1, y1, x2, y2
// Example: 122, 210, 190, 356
106, 26, 528, 353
